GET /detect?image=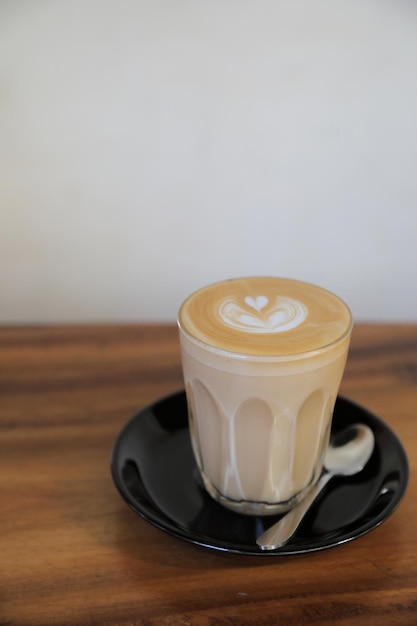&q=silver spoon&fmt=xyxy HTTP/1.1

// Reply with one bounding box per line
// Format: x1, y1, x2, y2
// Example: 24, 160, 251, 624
256, 423, 375, 551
